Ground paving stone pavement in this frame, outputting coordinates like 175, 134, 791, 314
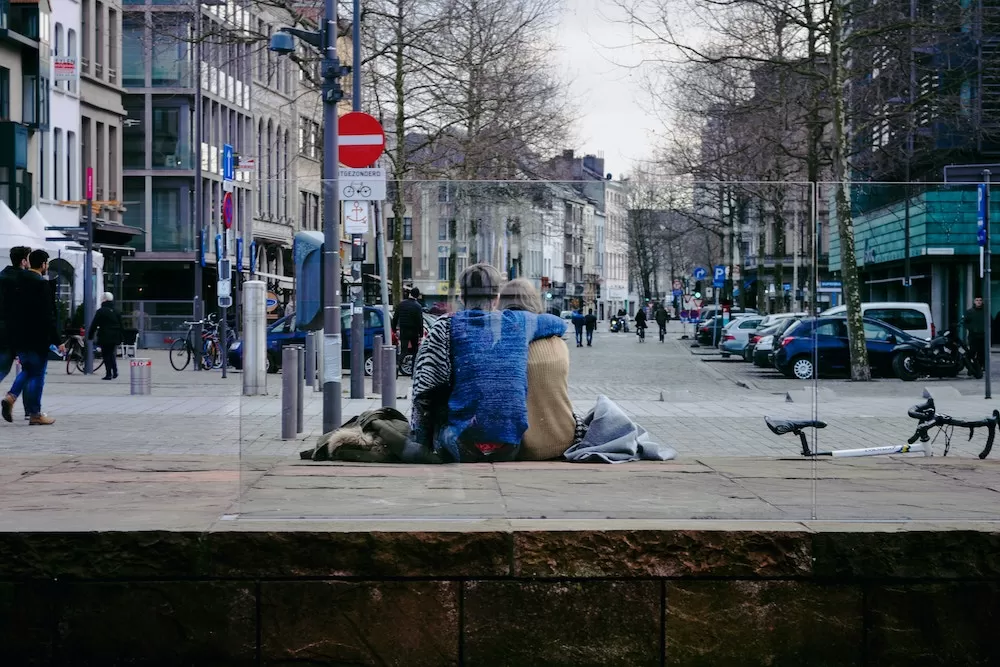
0, 325, 998, 460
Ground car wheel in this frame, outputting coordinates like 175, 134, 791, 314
364, 353, 373, 377
791, 356, 815, 380
892, 351, 920, 381
400, 353, 414, 376
721, 352, 730, 358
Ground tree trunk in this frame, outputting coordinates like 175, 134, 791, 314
830, 0, 870, 380
390, 4, 406, 306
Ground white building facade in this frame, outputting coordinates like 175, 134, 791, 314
39, 0, 81, 228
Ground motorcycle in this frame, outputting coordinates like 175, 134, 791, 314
609, 316, 622, 333
892, 329, 983, 381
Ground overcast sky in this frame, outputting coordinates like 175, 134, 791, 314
553, 0, 660, 179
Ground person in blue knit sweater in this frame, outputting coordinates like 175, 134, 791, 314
401, 263, 569, 463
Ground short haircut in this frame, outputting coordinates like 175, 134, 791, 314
409, 286, 421, 299
459, 263, 501, 311
499, 278, 542, 314
9, 246, 30, 266
101, 292, 115, 303
28, 249, 49, 270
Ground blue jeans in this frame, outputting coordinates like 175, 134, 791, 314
574, 328, 583, 346
0, 348, 27, 399
586, 329, 594, 345
17, 350, 48, 416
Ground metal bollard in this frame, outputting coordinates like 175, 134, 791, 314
129, 358, 152, 395
297, 346, 305, 434
372, 335, 382, 394
381, 345, 396, 408
305, 331, 316, 389
281, 347, 299, 440
242, 281, 267, 396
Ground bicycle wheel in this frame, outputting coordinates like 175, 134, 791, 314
169, 338, 191, 371
66, 344, 78, 374
201, 340, 219, 370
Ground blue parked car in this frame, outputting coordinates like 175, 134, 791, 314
773, 316, 914, 380
228, 306, 388, 374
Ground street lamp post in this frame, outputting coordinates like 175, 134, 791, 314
271, 4, 350, 433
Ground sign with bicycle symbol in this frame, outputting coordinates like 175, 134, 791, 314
338, 167, 386, 201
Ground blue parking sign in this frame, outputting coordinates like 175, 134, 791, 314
978, 183, 987, 247
713, 265, 726, 288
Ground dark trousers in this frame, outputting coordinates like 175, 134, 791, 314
101, 344, 119, 378
574, 327, 584, 346
400, 333, 421, 359
586, 329, 594, 345
969, 333, 986, 367
0, 348, 28, 398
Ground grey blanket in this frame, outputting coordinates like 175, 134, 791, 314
563, 395, 677, 463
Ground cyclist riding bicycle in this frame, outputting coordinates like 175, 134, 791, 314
634, 308, 648, 341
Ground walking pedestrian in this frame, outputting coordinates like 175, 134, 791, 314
88, 292, 124, 380
0, 246, 31, 423
584, 308, 597, 346
391, 286, 424, 364
571, 309, 586, 347
9, 250, 63, 425
654, 303, 668, 342
964, 296, 987, 368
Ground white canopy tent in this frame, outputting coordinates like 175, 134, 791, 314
0, 202, 104, 310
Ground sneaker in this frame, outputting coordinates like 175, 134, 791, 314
29, 414, 55, 426
1, 393, 12, 423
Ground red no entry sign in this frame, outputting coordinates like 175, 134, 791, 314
222, 192, 234, 229
338, 112, 385, 168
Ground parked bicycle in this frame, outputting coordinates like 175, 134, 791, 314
765, 390, 998, 459
169, 318, 218, 371
64, 327, 104, 375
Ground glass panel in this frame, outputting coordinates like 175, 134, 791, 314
151, 106, 193, 169
121, 17, 145, 87
150, 15, 191, 87
150, 185, 192, 251
237, 179, 819, 522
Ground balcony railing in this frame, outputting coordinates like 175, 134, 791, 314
108, 68, 117, 85
95, 62, 104, 78
81, 57, 90, 74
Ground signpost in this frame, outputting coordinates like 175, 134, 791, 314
712, 265, 725, 345
337, 112, 386, 399
944, 164, 997, 400
219, 144, 235, 378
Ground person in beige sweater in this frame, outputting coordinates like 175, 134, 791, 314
499, 279, 579, 460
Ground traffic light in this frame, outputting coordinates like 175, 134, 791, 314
694, 280, 703, 299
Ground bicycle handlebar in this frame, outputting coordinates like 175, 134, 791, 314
906, 397, 999, 459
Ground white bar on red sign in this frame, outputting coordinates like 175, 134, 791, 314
340, 134, 385, 146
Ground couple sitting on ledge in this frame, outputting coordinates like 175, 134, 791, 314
306, 262, 673, 464
399, 263, 583, 463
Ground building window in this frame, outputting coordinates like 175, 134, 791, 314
67, 131, 76, 200
299, 190, 307, 228
151, 186, 189, 251
438, 257, 449, 281
67, 29, 77, 92
152, 107, 182, 168
387, 216, 412, 241
108, 9, 118, 84
457, 256, 467, 274
122, 17, 143, 88
123, 103, 144, 168
0, 67, 9, 120
95, 2, 104, 75
81, 0, 90, 73
54, 128, 62, 199
438, 217, 450, 241
402, 257, 412, 280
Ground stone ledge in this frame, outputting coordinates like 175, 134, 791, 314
2, 529, 1000, 581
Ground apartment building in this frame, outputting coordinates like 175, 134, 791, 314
121, 0, 252, 313
0, 0, 50, 217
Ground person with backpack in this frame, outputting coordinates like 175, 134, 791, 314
634, 307, 648, 342
584, 308, 597, 347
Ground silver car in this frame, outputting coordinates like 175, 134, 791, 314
719, 316, 764, 357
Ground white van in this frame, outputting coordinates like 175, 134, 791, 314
820, 302, 935, 340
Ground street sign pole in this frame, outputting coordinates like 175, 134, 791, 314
984, 172, 992, 400
220, 145, 235, 379
83, 167, 94, 375
349, 10, 366, 400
